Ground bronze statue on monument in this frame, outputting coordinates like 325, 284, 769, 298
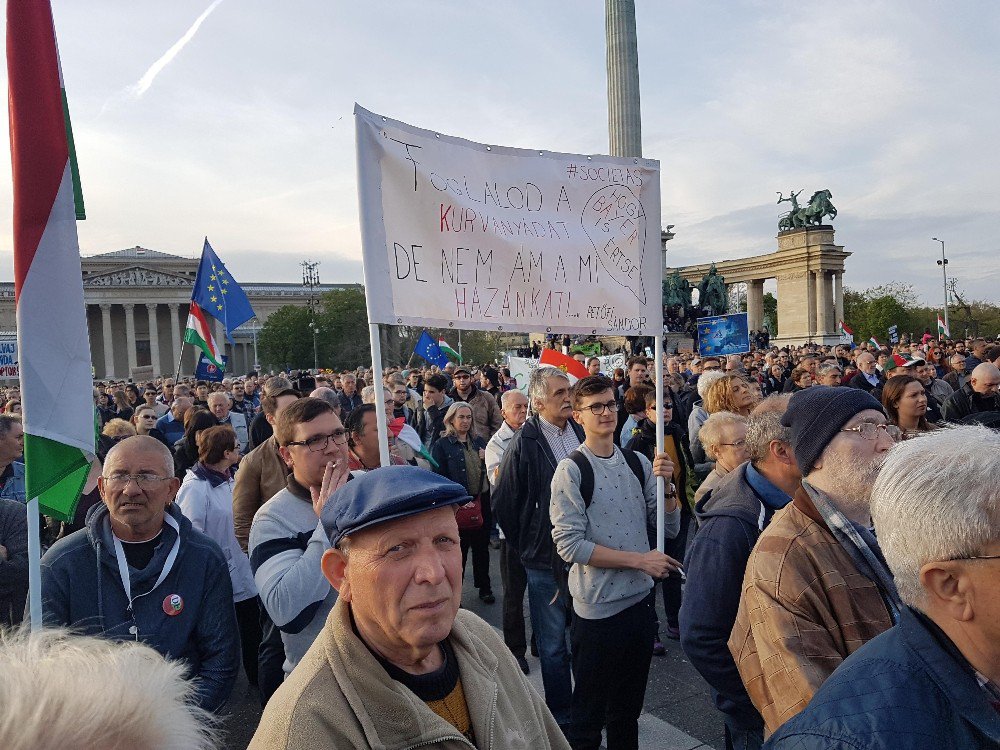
697, 264, 729, 317
777, 189, 837, 230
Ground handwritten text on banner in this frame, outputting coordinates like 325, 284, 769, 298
355, 106, 663, 335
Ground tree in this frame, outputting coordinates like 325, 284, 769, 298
317, 288, 371, 370
259, 305, 313, 370
763, 292, 778, 335
843, 283, 921, 343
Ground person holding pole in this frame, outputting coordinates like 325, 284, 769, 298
549, 375, 681, 750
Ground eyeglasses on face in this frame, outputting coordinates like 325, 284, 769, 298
285, 429, 349, 452
102, 473, 172, 490
718, 439, 747, 449
581, 400, 619, 416
840, 422, 902, 441
946, 554, 1000, 563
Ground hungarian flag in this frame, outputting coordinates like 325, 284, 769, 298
184, 301, 224, 368
539, 348, 589, 382
937, 314, 950, 339
839, 320, 853, 337
8, 0, 95, 520
437, 338, 462, 363
869, 336, 881, 349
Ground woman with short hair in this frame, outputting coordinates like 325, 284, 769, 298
176, 425, 261, 686
430, 402, 493, 604
693, 411, 750, 504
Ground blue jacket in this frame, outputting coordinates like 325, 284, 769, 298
431, 433, 487, 496
765, 606, 1000, 749
155, 411, 185, 445
679, 463, 789, 731
40, 502, 239, 712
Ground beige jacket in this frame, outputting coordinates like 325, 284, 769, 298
249, 598, 570, 750
232, 435, 289, 552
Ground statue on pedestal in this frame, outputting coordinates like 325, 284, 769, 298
777, 189, 837, 230
662, 270, 695, 333
698, 264, 728, 317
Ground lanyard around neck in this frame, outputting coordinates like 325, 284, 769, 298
112, 512, 181, 610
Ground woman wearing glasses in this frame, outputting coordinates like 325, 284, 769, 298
431, 402, 494, 605
130, 405, 170, 447
693, 411, 750, 505
176, 425, 261, 686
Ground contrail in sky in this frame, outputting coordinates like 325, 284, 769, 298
128, 0, 225, 97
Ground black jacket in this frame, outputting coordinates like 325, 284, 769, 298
493, 415, 585, 570
678, 463, 788, 731
941, 381, 1000, 423
624, 418, 692, 503
847, 371, 881, 393
0, 497, 28, 627
414, 397, 453, 451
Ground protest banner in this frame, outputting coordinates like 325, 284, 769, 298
697, 313, 751, 356
355, 105, 663, 337
506, 352, 625, 393
0, 338, 19, 379
195, 352, 228, 382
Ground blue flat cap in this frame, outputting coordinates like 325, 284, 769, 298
321, 466, 471, 548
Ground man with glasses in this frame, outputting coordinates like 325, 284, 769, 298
550, 376, 680, 749
448, 365, 502, 443
142, 387, 168, 417
40, 435, 239, 712
847, 351, 882, 393
766, 426, 1000, 749
249, 397, 350, 680
157, 378, 175, 407
730, 387, 901, 735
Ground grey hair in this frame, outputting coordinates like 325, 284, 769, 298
0, 414, 21, 439
816, 362, 843, 378
442, 401, 473, 437
500, 389, 527, 409
698, 411, 745, 461
527, 366, 569, 412
745, 398, 792, 465
104, 435, 175, 478
696, 369, 727, 399
206, 391, 231, 405
0, 627, 217, 750
309, 387, 341, 409
361, 385, 391, 405
871, 426, 1000, 608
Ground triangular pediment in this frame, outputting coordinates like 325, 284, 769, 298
84, 266, 193, 287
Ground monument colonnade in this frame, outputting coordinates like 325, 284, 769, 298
668, 227, 850, 346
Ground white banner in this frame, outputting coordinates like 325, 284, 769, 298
0, 338, 19, 379
355, 105, 663, 336
505, 352, 626, 393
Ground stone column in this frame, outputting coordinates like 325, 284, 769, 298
815, 271, 832, 338
100, 304, 114, 379
145, 304, 161, 376
168, 304, 181, 375
834, 271, 844, 328
606, 0, 642, 157
123, 303, 138, 374
746, 279, 765, 331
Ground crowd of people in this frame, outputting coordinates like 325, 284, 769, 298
0, 333, 998, 749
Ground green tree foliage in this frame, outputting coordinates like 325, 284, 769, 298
258, 305, 313, 369
763, 292, 778, 334
316, 288, 371, 369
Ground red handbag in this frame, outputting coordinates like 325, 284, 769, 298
455, 494, 484, 531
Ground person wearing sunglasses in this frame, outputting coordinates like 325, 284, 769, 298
249, 397, 351, 681
731, 387, 901, 735
766, 425, 1000, 749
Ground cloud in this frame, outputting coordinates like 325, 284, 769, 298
126, 0, 225, 99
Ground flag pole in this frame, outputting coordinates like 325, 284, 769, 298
26, 498, 42, 630
368, 323, 390, 467
654, 332, 665, 553
173, 338, 186, 382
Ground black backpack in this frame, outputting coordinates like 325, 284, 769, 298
567, 446, 646, 508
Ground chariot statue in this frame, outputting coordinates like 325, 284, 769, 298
777, 188, 837, 230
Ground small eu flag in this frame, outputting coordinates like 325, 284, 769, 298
190, 238, 256, 342
414, 330, 449, 368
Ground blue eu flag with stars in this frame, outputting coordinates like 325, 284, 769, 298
191, 238, 256, 342
414, 330, 449, 368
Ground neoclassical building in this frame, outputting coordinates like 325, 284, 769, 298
0, 246, 357, 380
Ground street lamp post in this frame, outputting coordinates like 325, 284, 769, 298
301, 260, 320, 371
931, 238, 949, 334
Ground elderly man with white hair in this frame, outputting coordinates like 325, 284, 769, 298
208, 390, 249, 452
765, 425, 1000, 748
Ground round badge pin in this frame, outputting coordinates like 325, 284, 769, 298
162, 594, 184, 616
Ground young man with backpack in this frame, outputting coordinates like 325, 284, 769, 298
549, 375, 682, 750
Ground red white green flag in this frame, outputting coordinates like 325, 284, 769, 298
937, 313, 950, 339
437, 338, 462, 363
184, 301, 224, 368
8, 0, 95, 521
539, 348, 589, 382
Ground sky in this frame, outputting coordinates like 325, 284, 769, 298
1, 0, 998, 306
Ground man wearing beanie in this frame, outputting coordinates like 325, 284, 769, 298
249, 465, 570, 750
728, 386, 903, 736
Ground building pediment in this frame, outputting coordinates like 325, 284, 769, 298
84, 266, 193, 287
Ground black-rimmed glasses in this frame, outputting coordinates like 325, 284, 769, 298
285, 429, 349, 452
581, 400, 619, 416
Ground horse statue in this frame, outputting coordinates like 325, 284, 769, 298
662, 270, 692, 313
697, 264, 728, 317
778, 188, 837, 230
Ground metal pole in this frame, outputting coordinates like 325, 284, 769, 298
932, 238, 949, 334
368, 323, 390, 467
26, 498, 42, 630
252, 319, 259, 371
654, 333, 665, 553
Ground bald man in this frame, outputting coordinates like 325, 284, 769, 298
941, 362, 1000, 423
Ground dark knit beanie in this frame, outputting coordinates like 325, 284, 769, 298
781, 386, 884, 475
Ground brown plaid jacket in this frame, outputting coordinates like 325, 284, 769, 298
728, 486, 894, 734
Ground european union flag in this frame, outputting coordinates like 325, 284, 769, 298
191, 238, 256, 342
414, 330, 449, 368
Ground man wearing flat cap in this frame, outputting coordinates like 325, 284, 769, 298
728, 387, 904, 735
249, 465, 571, 750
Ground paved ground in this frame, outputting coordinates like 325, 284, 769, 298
222, 547, 726, 749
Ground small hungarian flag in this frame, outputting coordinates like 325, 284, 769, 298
869, 336, 881, 349
9, 0, 95, 520
937, 314, 950, 339
184, 301, 224, 368
839, 320, 853, 337
539, 348, 589, 382
437, 338, 462, 363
